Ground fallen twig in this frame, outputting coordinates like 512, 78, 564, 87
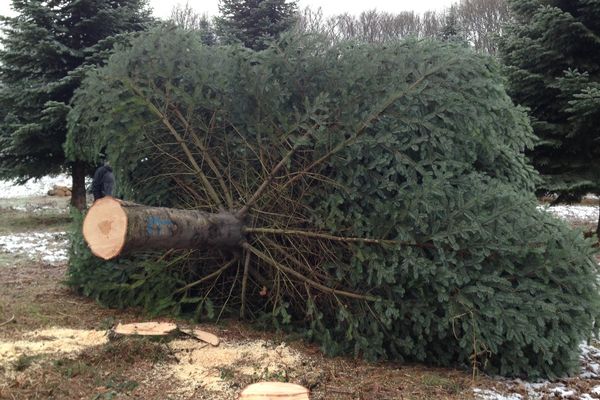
0, 315, 15, 327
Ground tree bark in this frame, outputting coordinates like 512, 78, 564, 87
597, 200, 600, 238
239, 382, 309, 400
83, 197, 244, 260
70, 160, 87, 211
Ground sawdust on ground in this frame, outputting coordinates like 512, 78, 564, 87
155, 338, 303, 397
0, 327, 108, 367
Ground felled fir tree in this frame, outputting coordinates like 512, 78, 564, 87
66, 28, 600, 379
0, 0, 152, 209
499, 0, 600, 233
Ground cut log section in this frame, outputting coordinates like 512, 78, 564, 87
110, 322, 220, 346
239, 382, 310, 399
83, 196, 244, 260
179, 328, 220, 346
113, 322, 178, 336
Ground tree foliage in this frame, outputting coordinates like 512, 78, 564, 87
67, 28, 599, 379
215, 0, 298, 50
0, 0, 152, 208
499, 0, 600, 223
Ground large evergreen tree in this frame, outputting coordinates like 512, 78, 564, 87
66, 28, 600, 378
215, 0, 297, 50
0, 0, 152, 209
439, 6, 463, 42
499, 0, 600, 233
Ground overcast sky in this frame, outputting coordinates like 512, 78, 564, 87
0, 0, 454, 19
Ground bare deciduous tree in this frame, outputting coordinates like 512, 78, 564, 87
170, 2, 217, 45
458, 0, 510, 54
295, 0, 510, 54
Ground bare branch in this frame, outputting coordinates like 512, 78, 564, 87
243, 243, 379, 302
124, 80, 224, 207
175, 257, 239, 293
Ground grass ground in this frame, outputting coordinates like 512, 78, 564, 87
0, 262, 479, 400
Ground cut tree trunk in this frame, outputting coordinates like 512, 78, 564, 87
113, 322, 178, 336
110, 322, 220, 345
71, 159, 87, 211
596, 201, 600, 237
83, 197, 244, 260
239, 382, 310, 400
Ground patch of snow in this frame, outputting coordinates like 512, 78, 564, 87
0, 174, 71, 198
539, 204, 599, 223
548, 386, 575, 398
0, 231, 69, 265
473, 388, 522, 400
580, 343, 600, 378
518, 381, 546, 399
476, 342, 600, 400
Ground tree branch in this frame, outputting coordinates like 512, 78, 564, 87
282, 72, 434, 190
243, 243, 378, 302
175, 257, 239, 294
171, 107, 235, 209
245, 227, 436, 248
240, 249, 251, 319
124, 80, 224, 207
236, 127, 314, 218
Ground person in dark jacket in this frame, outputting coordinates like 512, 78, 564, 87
91, 161, 115, 201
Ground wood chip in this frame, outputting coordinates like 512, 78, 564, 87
240, 382, 310, 399
113, 322, 178, 336
180, 328, 220, 346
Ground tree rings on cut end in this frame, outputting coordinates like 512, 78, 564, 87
112, 322, 178, 336
239, 382, 310, 399
83, 196, 127, 260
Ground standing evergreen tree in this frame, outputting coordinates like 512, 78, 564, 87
499, 0, 600, 234
215, 0, 298, 50
0, 0, 152, 210
439, 6, 464, 42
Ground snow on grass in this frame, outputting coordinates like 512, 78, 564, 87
581, 343, 600, 378
475, 342, 600, 400
4, 203, 69, 214
0, 174, 71, 198
473, 388, 522, 400
547, 386, 576, 398
539, 204, 599, 223
0, 231, 68, 265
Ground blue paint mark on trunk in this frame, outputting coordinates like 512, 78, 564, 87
146, 216, 174, 236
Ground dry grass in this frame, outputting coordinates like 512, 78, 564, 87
0, 253, 479, 400
0, 208, 71, 234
